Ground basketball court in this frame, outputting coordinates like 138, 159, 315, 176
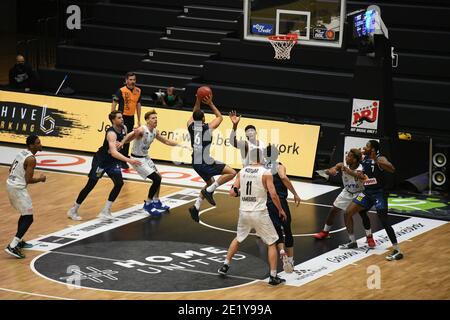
1, 146, 449, 300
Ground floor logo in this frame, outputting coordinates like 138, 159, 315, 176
33, 241, 268, 293
60, 266, 119, 284
388, 195, 448, 212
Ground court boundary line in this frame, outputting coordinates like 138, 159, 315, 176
0, 287, 74, 300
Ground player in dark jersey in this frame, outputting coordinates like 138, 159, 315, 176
264, 144, 301, 273
340, 140, 403, 261
187, 94, 236, 222
67, 111, 141, 221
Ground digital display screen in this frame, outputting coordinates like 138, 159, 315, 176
354, 10, 376, 37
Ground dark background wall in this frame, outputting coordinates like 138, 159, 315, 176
0, 0, 16, 32
5, 0, 449, 163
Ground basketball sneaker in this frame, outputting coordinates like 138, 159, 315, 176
268, 275, 286, 286
366, 235, 376, 248
339, 241, 358, 249
218, 264, 229, 275
153, 200, 170, 212
189, 206, 200, 222
143, 202, 163, 216
18, 241, 33, 249
201, 189, 216, 206
97, 208, 113, 219
386, 250, 404, 261
67, 206, 82, 221
313, 230, 330, 239
4, 245, 25, 259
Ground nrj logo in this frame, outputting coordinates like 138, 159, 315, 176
353, 101, 378, 126
350, 99, 379, 133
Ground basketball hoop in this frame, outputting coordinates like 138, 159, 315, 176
268, 33, 298, 60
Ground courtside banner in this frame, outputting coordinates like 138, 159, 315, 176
0, 91, 320, 177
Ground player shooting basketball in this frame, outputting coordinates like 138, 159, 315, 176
187, 89, 236, 222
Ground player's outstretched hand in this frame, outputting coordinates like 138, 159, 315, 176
229, 110, 241, 125
129, 159, 142, 167
39, 173, 47, 182
328, 167, 338, 176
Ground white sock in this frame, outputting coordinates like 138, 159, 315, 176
74, 202, 81, 210
224, 258, 230, 265
104, 200, 113, 211
206, 181, 219, 193
145, 199, 152, 205
393, 244, 400, 251
10, 237, 20, 248
349, 234, 356, 242
270, 270, 277, 277
288, 256, 294, 264
152, 198, 159, 203
365, 229, 372, 236
279, 249, 285, 255
194, 197, 203, 210
324, 224, 332, 232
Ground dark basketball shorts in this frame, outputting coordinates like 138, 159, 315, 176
352, 189, 388, 211
267, 197, 291, 227
192, 160, 226, 182
88, 155, 122, 180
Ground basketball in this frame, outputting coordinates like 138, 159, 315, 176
196, 86, 212, 99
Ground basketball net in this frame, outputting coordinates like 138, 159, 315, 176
268, 33, 298, 60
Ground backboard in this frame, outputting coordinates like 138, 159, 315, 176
244, 0, 346, 48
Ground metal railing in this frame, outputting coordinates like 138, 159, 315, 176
15, 0, 99, 70
16, 16, 57, 70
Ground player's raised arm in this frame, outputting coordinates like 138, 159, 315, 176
187, 95, 202, 127
326, 162, 343, 176
229, 110, 246, 149
204, 95, 223, 130
120, 126, 142, 148
156, 130, 187, 149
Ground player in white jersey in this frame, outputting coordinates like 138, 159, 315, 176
5, 135, 46, 259
218, 148, 288, 286
119, 109, 188, 215
313, 148, 375, 248
229, 110, 265, 167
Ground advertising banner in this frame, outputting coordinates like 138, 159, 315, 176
0, 90, 320, 177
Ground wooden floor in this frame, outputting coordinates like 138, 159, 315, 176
0, 166, 449, 300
